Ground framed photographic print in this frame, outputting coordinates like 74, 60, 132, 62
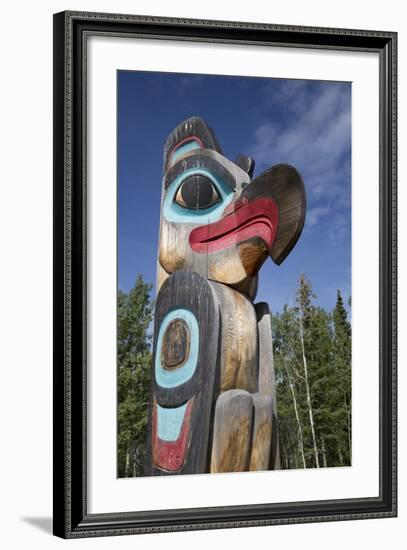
53, 11, 397, 538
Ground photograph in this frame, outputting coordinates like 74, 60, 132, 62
116, 70, 352, 478
51, 9, 396, 538
1, 0, 402, 546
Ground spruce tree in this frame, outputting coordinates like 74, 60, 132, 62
332, 290, 352, 464
273, 278, 352, 469
117, 275, 153, 477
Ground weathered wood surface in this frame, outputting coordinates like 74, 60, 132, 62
234, 154, 255, 178
212, 282, 258, 394
164, 150, 248, 192
156, 261, 169, 292
237, 237, 269, 277
249, 393, 273, 471
158, 117, 305, 291
230, 274, 258, 301
163, 116, 223, 173
158, 147, 252, 287
255, 302, 277, 399
159, 220, 202, 277
210, 389, 253, 473
145, 269, 220, 475
255, 302, 280, 470
146, 115, 307, 476
159, 219, 274, 287
241, 163, 306, 265
161, 319, 190, 369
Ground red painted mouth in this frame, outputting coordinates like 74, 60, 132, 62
152, 399, 193, 472
189, 197, 279, 254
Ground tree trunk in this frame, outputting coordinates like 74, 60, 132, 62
281, 439, 289, 469
338, 443, 343, 465
321, 437, 327, 468
284, 358, 306, 469
125, 450, 130, 477
299, 320, 320, 468
346, 394, 351, 461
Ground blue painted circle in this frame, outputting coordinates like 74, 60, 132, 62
155, 308, 199, 388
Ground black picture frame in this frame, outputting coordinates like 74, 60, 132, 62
53, 10, 397, 539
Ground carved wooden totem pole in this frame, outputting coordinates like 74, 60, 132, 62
145, 117, 306, 475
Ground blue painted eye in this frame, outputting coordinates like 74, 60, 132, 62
174, 174, 220, 210
163, 168, 234, 224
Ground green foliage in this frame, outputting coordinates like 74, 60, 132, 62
273, 276, 352, 469
116, 272, 351, 475
117, 275, 153, 478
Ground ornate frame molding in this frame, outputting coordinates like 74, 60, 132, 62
53, 11, 397, 538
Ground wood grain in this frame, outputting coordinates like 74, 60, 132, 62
241, 163, 306, 265
156, 261, 169, 292
163, 116, 223, 174
230, 274, 258, 301
249, 393, 273, 471
161, 319, 190, 369
212, 283, 258, 393
146, 270, 221, 475
255, 302, 276, 399
158, 142, 253, 288
237, 237, 269, 276
164, 149, 250, 191
150, 119, 301, 476
210, 389, 253, 473
255, 302, 280, 469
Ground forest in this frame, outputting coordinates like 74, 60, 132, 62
117, 274, 351, 477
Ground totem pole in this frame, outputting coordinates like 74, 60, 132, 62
145, 117, 306, 475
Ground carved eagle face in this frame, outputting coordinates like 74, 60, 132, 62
158, 117, 306, 295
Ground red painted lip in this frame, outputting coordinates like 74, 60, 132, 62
152, 399, 193, 472
189, 197, 279, 254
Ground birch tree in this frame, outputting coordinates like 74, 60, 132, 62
273, 308, 307, 469
273, 276, 352, 469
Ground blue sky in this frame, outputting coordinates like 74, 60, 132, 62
117, 70, 351, 314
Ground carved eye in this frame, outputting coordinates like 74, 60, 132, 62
174, 174, 221, 210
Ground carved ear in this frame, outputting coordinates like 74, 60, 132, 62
241, 164, 306, 265
234, 155, 255, 179
163, 116, 223, 173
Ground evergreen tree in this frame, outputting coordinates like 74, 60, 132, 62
273, 276, 352, 469
273, 307, 307, 469
117, 275, 153, 477
332, 290, 352, 464
116, 273, 352, 474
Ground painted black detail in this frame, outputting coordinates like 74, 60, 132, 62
163, 116, 223, 172
176, 174, 220, 210
164, 150, 237, 191
145, 270, 221, 476
235, 154, 255, 178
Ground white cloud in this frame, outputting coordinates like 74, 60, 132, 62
248, 81, 351, 239
250, 84, 350, 179
306, 206, 331, 227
